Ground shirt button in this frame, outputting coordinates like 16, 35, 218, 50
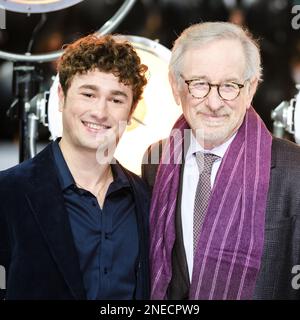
104, 267, 108, 274
105, 233, 109, 240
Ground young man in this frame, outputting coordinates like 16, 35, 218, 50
142, 22, 300, 299
0, 34, 149, 300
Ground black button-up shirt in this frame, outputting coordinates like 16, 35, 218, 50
52, 141, 139, 299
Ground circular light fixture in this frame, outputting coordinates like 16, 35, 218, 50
0, 0, 84, 14
0, 0, 137, 62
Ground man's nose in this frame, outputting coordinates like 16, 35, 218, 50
88, 98, 109, 121
94, 98, 108, 114
205, 86, 223, 111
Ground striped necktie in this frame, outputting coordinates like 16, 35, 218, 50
193, 152, 220, 252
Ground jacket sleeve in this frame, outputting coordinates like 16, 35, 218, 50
0, 174, 11, 300
0, 201, 10, 300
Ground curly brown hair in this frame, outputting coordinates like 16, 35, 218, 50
57, 34, 148, 110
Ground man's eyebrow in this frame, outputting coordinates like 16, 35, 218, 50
223, 77, 241, 83
78, 85, 128, 98
78, 84, 98, 91
187, 76, 242, 82
187, 75, 207, 80
110, 90, 129, 98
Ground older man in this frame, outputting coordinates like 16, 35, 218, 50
142, 22, 300, 300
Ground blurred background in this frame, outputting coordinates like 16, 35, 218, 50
0, 0, 300, 170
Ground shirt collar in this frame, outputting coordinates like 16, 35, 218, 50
110, 162, 131, 189
52, 139, 130, 191
52, 139, 75, 190
186, 130, 237, 161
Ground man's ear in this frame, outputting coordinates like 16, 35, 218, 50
58, 83, 65, 112
168, 71, 181, 105
246, 77, 259, 109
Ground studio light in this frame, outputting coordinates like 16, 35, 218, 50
271, 85, 300, 145
0, 0, 137, 163
0, 0, 84, 14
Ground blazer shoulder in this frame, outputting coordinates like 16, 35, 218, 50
118, 163, 150, 197
142, 139, 167, 164
0, 158, 34, 187
0, 143, 53, 189
141, 139, 167, 190
272, 137, 300, 168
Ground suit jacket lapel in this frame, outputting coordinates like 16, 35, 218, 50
25, 144, 86, 300
175, 163, 190, 285
169, 132, 191, 297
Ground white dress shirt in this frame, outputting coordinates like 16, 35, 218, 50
181, 132, 236, 280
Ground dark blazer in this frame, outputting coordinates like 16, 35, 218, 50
0, 143, 150, 300
142, 137, 300, 299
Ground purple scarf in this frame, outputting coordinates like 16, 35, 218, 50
150, 107, 272, 300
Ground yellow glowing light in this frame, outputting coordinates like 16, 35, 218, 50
127, 99, 147, 132
114, 44, 182, 175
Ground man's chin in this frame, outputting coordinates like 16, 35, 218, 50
201, 125, 230, 141
76, 138, 106, 152
95, 142, 117, 165
193, 123, 225, 137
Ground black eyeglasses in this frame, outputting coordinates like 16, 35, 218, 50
183, 78, 246, 101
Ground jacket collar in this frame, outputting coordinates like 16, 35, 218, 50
25, 143, 86, 300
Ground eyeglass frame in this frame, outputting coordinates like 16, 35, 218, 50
182, 76, 248, 101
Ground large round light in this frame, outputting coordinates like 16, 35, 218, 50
0, 0, 84, 14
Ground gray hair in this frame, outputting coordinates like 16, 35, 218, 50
169, 22, 262, 84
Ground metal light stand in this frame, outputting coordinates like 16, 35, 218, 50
9, 62, 43, 162
0, 0, 137, 163
271, 84, 300, 144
